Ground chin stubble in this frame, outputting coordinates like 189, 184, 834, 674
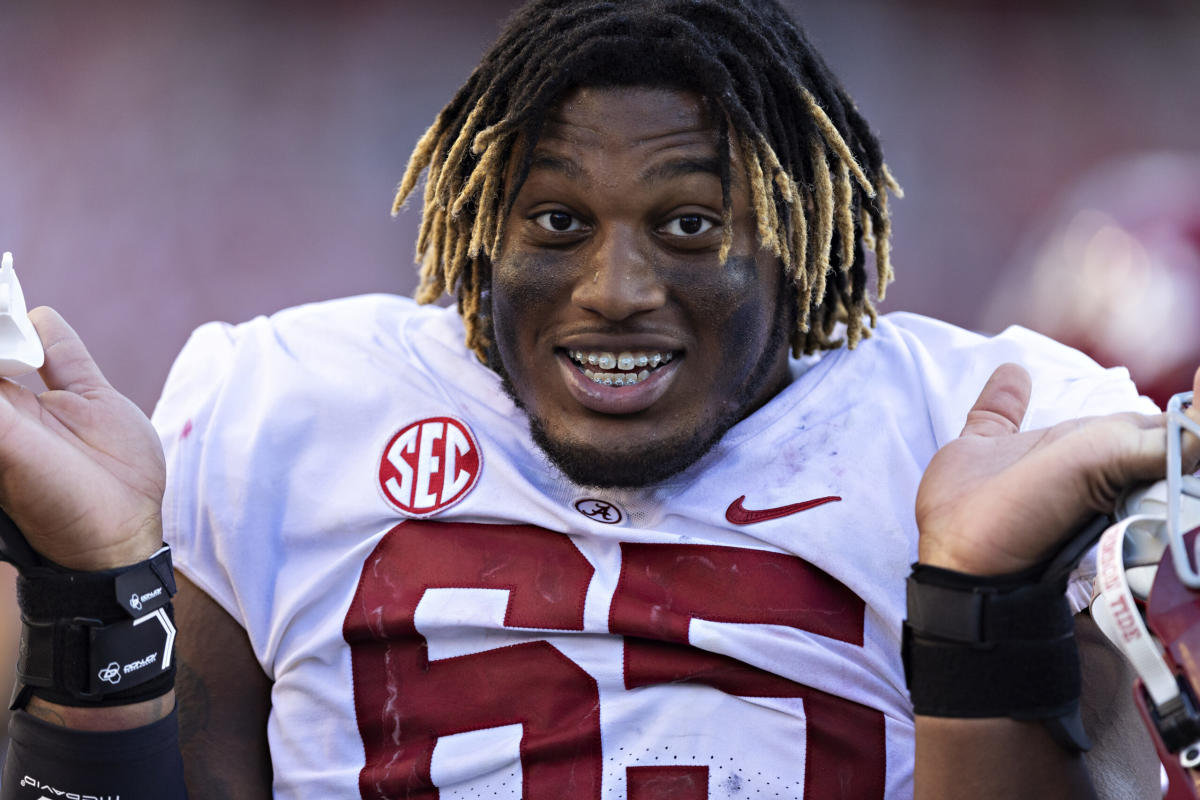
483, 282, 793, 489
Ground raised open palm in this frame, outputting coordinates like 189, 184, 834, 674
916, 362, 1190, 575
0, 307, 165, 570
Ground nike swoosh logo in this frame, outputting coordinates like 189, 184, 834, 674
725, 494, 841, 525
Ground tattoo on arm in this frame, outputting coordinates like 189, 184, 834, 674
175, 659, 243, 800
175, 659, 210, 749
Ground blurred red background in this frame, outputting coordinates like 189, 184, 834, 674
1, 0, 1198, 410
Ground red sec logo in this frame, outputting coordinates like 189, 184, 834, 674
379, 417, 482, 516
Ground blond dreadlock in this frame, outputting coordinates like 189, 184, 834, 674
392, 0, 901, 362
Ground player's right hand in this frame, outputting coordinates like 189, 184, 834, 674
0, 306, 165, 571
915, 362, 1199, 577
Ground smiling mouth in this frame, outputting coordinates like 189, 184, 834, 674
564, 349, 677, 386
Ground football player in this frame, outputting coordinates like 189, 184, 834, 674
0, 1, 1188, 798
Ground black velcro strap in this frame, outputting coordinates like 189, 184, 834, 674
17, 547, 176, 621
903, 564, 1078, 715
904, 626, 1080, 717
15, 605, 177, 706
902, 513, 1112, 753
904, 567, 1072, 645
12, 547, 178, 708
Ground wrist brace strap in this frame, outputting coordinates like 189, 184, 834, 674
14, 548, 178, 707
902, 513, 1112, 752
1, 706, 186, 800
0, 509, 177, 707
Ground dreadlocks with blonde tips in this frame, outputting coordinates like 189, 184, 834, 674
393, 0, 901, 360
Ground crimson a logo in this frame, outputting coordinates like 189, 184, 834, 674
574, 498, 623, 524
379, 417, 482, 517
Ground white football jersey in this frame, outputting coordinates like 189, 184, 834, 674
152, 296, 1156, 799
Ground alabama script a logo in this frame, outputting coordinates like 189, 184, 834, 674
379, 417, 482, 517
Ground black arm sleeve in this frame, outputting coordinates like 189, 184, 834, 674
2, 707, 186, 799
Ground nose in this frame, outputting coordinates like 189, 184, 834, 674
570, 225, 667, 321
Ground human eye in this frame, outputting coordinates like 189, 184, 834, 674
659, 214, 717, 238
532, 210, 586, 233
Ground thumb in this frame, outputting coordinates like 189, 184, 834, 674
1179, 365, 1200, 472
959, 363, 1032, 439
29, 306, 113, 394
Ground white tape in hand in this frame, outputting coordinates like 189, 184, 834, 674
0, 252, 44, 377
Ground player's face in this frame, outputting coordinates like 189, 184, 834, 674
488, 86, 793, 487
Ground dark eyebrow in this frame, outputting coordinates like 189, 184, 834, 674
528, 153, 581, 179
640, 157, 722, 184
525, 153, 728, 185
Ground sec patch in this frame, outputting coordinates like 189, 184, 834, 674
379, 417, 482, 516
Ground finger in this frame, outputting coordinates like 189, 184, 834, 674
28, 306, 112, 394
959, 362, 1032, 439
1182, 365, 1200, 471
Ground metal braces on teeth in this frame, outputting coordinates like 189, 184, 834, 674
569, 349, 673, 370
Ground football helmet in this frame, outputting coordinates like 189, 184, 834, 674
1093, 391, 1200, 799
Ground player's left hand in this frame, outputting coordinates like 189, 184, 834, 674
915, 362, 1200, 575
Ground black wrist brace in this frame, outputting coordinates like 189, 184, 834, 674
0, 509, 177, 708
902, 513, 1112, 753
2, 706, 187, 800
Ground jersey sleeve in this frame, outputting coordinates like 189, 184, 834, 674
149, 295, 438, 677
151, 319, 263, 664
883, 312, 1161, 612
884, 312, 1159, 447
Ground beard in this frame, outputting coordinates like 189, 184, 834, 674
482, 290, 794, 489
